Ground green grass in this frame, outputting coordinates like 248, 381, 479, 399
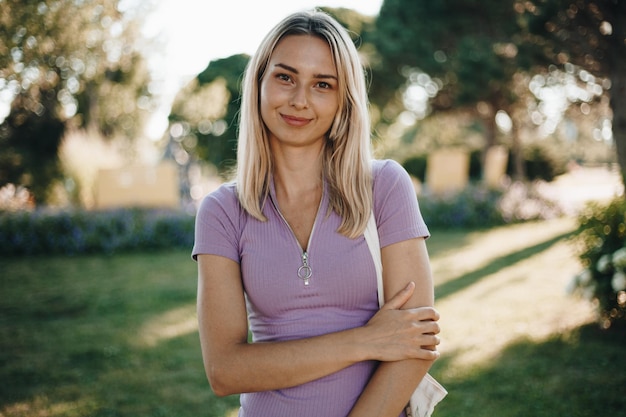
0, 252, 239, 417
1, 218, 625, 416
427, 218, 626, 416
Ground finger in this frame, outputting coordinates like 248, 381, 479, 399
421, 321, 441, 336
422, 334, 441, 347
417, 349, 440, 361
380, 281, 415, 311
429, 350, 441, 360
406, 306, 440, 322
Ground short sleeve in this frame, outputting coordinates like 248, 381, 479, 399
372, 159, 430, 248
191, 182, 243, 262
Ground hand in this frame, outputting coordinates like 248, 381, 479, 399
364, 282, 441, 362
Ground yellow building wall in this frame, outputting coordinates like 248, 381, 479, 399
94, 162, 180, 209
426, 149, 470, 194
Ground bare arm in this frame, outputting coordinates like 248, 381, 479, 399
348, 237, 440, 417
196, 253, 437, 397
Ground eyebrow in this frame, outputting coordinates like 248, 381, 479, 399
275, 63, 338, 80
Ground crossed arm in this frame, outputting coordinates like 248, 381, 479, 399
348, 237, 438, 417
196, 237, 439, 416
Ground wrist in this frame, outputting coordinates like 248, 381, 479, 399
348, 325, 376, 362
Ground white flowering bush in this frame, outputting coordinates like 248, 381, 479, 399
0, 184, 34, 211
570, 197, 626, 328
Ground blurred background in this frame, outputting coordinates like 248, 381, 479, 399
1, 0, 624, 211
1, 0, 625, 416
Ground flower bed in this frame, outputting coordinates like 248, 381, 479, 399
0, 208, 195, 256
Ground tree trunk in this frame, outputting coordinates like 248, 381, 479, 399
611, 56, 626, 189
509, 120, 525, 181
477, 106, 498, 181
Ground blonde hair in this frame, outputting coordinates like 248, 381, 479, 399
236, 9, 372, 238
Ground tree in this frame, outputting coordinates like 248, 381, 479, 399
372, 0, 534, 178
167, 54, 249, 176
519, 0, 626, 186
0, 0, 154, 204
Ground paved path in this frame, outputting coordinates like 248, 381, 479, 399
542, 165, 624, 214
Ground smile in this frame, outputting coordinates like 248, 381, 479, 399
281, 114, 312, 127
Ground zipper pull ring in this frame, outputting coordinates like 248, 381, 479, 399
297, 251, 312, 286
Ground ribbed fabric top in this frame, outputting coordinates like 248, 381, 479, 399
192, 159, 430, 417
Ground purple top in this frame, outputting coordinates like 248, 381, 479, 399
193, 159, 429, 417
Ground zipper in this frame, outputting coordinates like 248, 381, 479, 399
297, 251, 312, 286
270, 192, 321, 287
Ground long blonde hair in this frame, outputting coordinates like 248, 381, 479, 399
236, 9, 372, 238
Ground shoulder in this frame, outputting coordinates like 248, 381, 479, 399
196, 182, 243, 223
372, 158, 411, 187
199, 181, 238, 207
193, 182, 245, 261
371, 158, 418, 216
371, 158, 416, 211
370, 159, 429, 244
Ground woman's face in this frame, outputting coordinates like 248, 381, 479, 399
260, 34, 339, 150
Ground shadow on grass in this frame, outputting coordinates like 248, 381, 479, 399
434, 229, 576, 301
430, 322, 626, 417
0, 321, 240, 417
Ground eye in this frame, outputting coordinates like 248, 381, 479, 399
276, 73, 292, 83
316, 81, 332, 89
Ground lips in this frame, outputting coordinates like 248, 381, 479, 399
281, 114, 312, 127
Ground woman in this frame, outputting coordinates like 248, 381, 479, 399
193, 9, 440, 417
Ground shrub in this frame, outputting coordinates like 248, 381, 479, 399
402, 155, 427, 183
0, 182, 564, 257
418, 185, 505, 229
0, 208, 195, 257
497, 180, 564, 222
507, 142, 568, 182
569, 196, 626, 328
418, 181, 563, 230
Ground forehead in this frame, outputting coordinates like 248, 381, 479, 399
269, 34, 336, 72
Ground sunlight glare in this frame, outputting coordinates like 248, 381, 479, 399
138, 304, 198, 347
495, 110, 512, 133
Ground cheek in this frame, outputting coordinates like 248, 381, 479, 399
260, 79, 282, 104
322, 99, 340, 121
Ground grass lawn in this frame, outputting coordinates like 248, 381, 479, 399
1, 217, 624, 416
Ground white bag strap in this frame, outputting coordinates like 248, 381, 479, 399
364, 211, 384, 307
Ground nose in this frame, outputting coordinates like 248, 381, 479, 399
289, 84, 309, 109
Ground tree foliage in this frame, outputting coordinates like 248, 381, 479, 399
372, 1, 528, 118
167, 54, 249, 176
168, 2, 623, 189
519, 0, 626, 186
370, 0, 539, 180
0, 0, 154, 204
369, 0, 624, 183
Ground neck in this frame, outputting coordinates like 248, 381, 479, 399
272, 144, 325, 199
